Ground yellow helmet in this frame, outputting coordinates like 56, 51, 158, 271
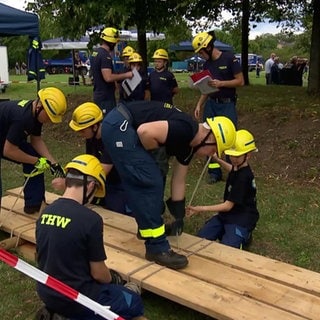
38, 87, 67, 123
122, 45, 135, 57
69, 102, 103, 132
206, 116, 236, 157
152, 48, 169, 60
192, 32, 213, 53
100, 27, 120, 43
128, 52, 143, 63
225, 129, 257, 156
65, 154, 106, 197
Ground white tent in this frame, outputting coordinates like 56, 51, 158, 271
42, 31, 165, 51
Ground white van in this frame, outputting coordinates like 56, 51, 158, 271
0, 46, 10, 93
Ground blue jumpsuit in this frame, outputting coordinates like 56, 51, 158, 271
101, 101, 198, 254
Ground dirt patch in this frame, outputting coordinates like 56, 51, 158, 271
238, 108, 320, 186
63, 93, 320, 188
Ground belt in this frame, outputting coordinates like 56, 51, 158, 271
117, 103, 132, 122
209, 97, 235, 103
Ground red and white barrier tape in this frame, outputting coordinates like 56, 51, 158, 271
0, 248, 124, 320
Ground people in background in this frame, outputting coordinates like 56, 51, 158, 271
120, 52, 148, 102
147, 48, 179, 104
91, 27, 133, 115
73, 50, 86, 85
271, 56, 281, 85
15, 62, 20, 75
192, 30, 244, 184
264, 53, 276, 85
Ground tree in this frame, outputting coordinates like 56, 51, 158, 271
307, 0, 320, 94
27, 0, 191, 73
183, 0, 308, 85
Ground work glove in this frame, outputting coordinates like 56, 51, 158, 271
109, 269, 124, 285
165, 198, 186, 236
50, 163, 66, 178
34, 157, 51, 173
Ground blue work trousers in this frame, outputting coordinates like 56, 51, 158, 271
203, 99, 238, 178
70, 284, 144, 320
0, 141, 45, 208
101, 107, 170, 254
197, 215, 251, 249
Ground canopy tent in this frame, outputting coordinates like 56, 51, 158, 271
0, 3, 39, 37
0, 3, 45, 90
169, 40, 234, 52
42, 31, 166, 51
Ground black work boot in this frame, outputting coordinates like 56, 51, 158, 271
145, 250, 188, 269
24, 204, 42, 214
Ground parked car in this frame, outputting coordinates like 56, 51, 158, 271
43, 51, 89, 75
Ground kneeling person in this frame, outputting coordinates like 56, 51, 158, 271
36, 154, 145, 320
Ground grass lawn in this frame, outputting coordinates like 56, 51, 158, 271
0, 72, 319, 319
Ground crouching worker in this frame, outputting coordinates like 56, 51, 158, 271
36, 154, 146, 320
186, 129, 259, 249
101, 98, 236, 269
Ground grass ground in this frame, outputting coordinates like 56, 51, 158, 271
0, 71, 319, 319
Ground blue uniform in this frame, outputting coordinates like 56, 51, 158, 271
91, 47, 116, 114
119, 70, 147, 102
203, 52, 242, 181
0, 99, 45, 209
85, 137, 132, 216
198, 165, 259, 248
147, 69, 178, 104
101, 101, 198, 254
36, 198, 144, 319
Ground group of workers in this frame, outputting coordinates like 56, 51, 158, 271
0, 27, 260, 320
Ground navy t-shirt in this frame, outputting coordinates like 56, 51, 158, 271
124, 100, 199, 165
147, 69, 178, 104
0, 100, 41, 156
204, 52, 242, 99
91, 47, 116, 103
36, 198, 107, 317
218, 165, 259, 230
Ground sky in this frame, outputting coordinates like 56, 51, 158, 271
0, 0, 283, 40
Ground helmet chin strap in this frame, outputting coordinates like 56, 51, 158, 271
234, 154, 247, 170
81, 175, 97, 205
91, 124, 99, 139
34, 99, 43, 119
204, 43, 214, 61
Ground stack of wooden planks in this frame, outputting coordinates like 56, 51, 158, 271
1, 187, 320, 320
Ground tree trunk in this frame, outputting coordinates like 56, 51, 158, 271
135, 0, 148, 75
307, 0, 320, 95
241, 0, 250, 85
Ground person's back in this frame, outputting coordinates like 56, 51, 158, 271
36, 197, 104, 317
36, 154, 146, 320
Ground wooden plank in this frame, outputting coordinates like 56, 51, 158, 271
0, 204, 318, 320
3, 192, 320, 298
0, 236, 25, 250
102, 223, 320, 320
2, 189, 320, 320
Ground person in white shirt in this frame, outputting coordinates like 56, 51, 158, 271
264, 53, 276, 85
